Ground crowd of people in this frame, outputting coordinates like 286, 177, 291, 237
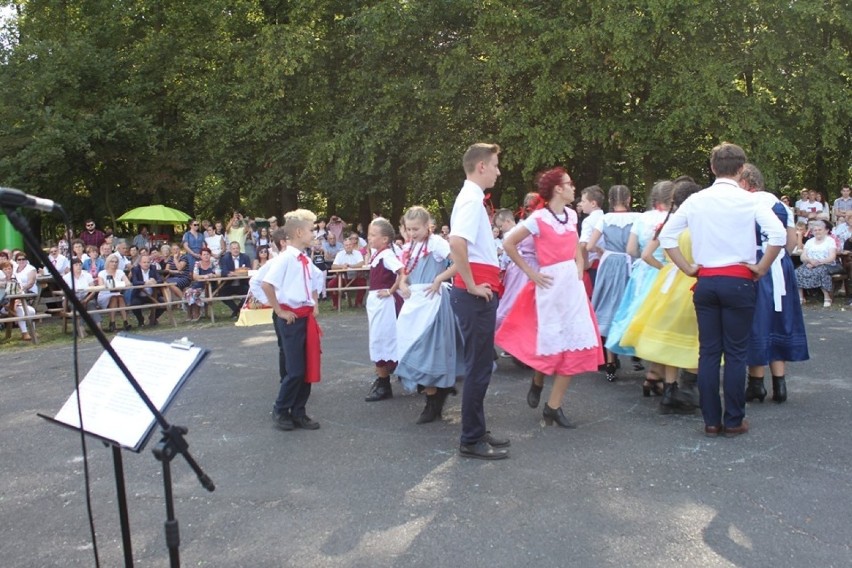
260, 142, 848, 462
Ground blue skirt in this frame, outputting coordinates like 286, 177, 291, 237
606, 261, 661, 356
591, 254, 631, 337
747, 254, 809, 365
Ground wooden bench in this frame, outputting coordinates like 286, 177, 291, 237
1, 313, 51, 344
326, 268, 370, 311
51, 284, 184, 336
203, 274, 251, 323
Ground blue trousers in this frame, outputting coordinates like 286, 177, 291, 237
272, 313, 312, 418
451, 287, 499, 445
693, 276, 756, 429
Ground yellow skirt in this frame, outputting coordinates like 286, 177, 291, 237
620, 264, 699, 369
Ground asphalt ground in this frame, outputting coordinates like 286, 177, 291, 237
1, 305, 850, 567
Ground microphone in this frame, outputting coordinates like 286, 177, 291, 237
0, 187, 60, 213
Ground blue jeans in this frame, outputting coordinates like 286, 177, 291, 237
272, 313, 312, 417
693, 276, 756, 429
451, 287, 499, 445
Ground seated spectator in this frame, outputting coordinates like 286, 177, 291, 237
45, 245, 71, 276
163, 243, 191, 302
129, 254, 166, 327
253, 245, 271, 270
111, 239, 131, 273
832, 212, 850, 248
12, 252, 38, 294
322, 232, 343, 263
329, 235, 366, 309
1, 259, 36, 341
63, 258, 101, 327
70, 239, 88, 262
97, 255, 132, 332
218, 241, 250, 318
795, 219, 836, 307
132, 226, 151, 251
82, 245, 104, 279
185, 248, 216, 322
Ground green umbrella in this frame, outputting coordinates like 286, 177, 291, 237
117, 205, 192, 224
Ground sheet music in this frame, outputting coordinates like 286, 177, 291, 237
53, 335, 205, 450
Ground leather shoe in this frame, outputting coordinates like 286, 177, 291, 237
724, 420, 749, 438
704, 424, 723, 438
273, 411, 295, 431
292, 415, 320, 430
483, 431, 510, 448
459, 440, 508, 460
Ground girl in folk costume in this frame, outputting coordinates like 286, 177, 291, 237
395, 206, 462, 424
495, 194, 540, 330
739, 164, 809, 404
496, 167, 603, 428
585, 185, 639, 382
364, 218, 405, 402
620, 180, 703, 414
605, 180, 675, 395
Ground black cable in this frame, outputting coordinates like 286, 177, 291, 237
60, 210, 101, 567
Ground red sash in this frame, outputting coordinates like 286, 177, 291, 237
453, 262, 503, 297
697, 265, 753, 280
280, 304, 323, 383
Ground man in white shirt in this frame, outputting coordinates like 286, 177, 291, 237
449, 142, 509, 461
45, 246, 70, 276
832, 185, 852, 223
660, 143, 786, 439
329, 235, 366, 308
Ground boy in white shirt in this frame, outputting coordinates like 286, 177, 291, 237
578, 185, 606, 293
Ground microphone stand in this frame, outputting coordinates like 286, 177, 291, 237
3, 206, 215, 568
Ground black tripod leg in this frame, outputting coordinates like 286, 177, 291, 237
112, 445, 134, 567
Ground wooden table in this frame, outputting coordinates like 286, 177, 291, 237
326, 267, 370, 312
203, 273, 252, 323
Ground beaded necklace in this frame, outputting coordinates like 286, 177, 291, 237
546, 205, 570, 225
402, 238, 429, 275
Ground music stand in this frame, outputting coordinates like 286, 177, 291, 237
2, 205, 215, 568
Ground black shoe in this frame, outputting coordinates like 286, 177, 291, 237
660, 382, 695, 414
605, 363, 617, 382
273, 411, 295, 431
231, 311, 240, 319
677, 371, 699, 408
459, 440, 508, 460
527, 378, 543, 408
148, 318, 159, 327
745, 376, 767, 403
123, 321, 132, 332
632, 357, 645, 372
483, 431, 511, 447
108, 322, 116, 332
416, 394, 440, 424
292, 415, 320, 430
542, 404, 575, 428
771, 375, 787, 403
365, 377, 393, 402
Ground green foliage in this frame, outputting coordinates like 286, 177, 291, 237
0, 0, 849, 242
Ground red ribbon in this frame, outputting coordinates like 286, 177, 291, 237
280, 304, 323, 383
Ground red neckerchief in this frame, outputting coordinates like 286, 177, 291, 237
297, 252, 311, 299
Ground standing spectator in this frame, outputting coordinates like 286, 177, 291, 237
79, 219, 106, 248
449, 142, 509, 460
182, 220, 205, 271
813, 191, 830, 220
659, 143, 785, 438
314, 218, 327, 240
326, 215, 346, 241
204, 224, 226, 261
226, 212, 249, 253
132, 226, 151, 251
267, 217, 280, 254
832, 185, 852, 223
321, 232, 343, 263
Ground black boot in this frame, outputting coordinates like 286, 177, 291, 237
527, 378, 543, 408
416, 393, 440, 424
365, 377, 393, 402
660, 382, 692, 414
542, 403, 575, 428
771, 375, 787, 403
676, 371, 699, 409
745, 375, 767, 402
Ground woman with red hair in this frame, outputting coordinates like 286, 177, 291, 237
496, 167, 604, 428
